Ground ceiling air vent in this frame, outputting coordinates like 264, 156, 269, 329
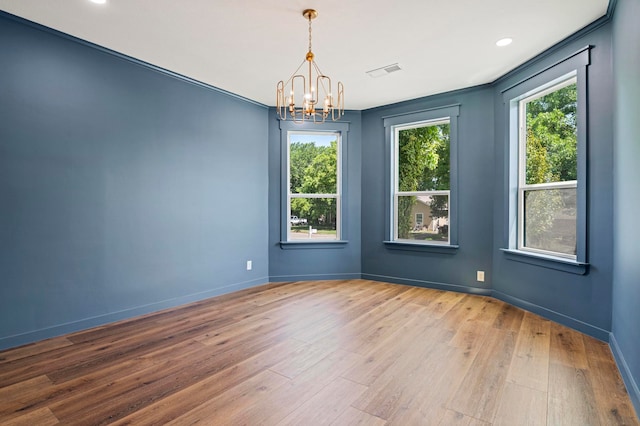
366, 63, 402, 78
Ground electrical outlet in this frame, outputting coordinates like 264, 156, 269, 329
246, 260, 252, 271
476, 270, 485, 282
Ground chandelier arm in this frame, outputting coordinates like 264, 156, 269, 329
283, 59, 308, 87
311, 61, 331, 95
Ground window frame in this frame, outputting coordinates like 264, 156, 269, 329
383, 104, 460, 251
517, 75, 578, 259
501, 46, 591, 273
279, 120, 350, 248
287, 130, 341, 242
393, 118, 451, 244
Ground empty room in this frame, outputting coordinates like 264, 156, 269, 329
0, 0, 638, 424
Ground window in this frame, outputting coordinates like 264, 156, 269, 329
384, 105, 459, 249
502, 46, 590, 271
287, 131, 341, 241
518, 77, 577, 258
394, 120, 450, 243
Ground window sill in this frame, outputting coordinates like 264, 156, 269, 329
500, 248, 588, 275
383, 241, 459, 254
280, 240, 348, 250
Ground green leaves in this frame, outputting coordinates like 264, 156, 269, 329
289, 140, 338, 227
300, 141, 337, 194
398, 124, 449, 192
525, 84, 577, 185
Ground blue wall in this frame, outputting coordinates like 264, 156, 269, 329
267, 109, 362, 281
491, 24, 614, 340
361, 88, 495, 294
0, 14, 269, 350
360, 23, 615, 341
612, 0, 640, 412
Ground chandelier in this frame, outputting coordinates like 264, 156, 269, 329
276, 9, 344, 123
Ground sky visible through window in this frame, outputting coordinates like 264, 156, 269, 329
290, 133, 335, 147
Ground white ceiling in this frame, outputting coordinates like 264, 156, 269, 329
0, 0, 609, 110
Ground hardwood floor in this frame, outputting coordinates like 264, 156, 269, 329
0, 279, 637, 425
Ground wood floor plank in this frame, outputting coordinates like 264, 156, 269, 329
222, 349, 364, 425
547, 362, 601, 425
491, 302, 525, 332
110, 338, 306, 426
347, 302, 427, 355
269, 341, 337, 379
292, 284, 412, 343
0, 375, 52, 411
2, 407, 59, 426
549, 321, 589, 368
49, 319, 300, 424
0, 279, 637, 425
424, 290, 468, 318
0, 337, 73, 363
493, 382, 547, 425
277, 376, 368, 425
584, 338, 640, 425
506, 311, 551, 392
342, 311, 444, 386
0, 342, 171, 418
448, 321, 491, 355
438, 410, 491, 425
383, 340, 481, 425
330, 406, 387, 426
165, 369, 290, 425
471, 297, 505, 327
396, 286, 445, 307
352, 327, 462, 420
438, 294, 487, 330
447, 329, 517, 422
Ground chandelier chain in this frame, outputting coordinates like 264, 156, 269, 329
308, 15, 312, 53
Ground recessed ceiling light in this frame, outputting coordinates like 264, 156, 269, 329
90, 0, 107, 4
496, 38, 513, 47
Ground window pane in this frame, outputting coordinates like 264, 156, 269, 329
524, 188, 576, 255
524, 82, 577, 185
289, 198, 337, 240
289, 133, 338, 194
396, 194, 449, 242
398, 123, 450, 192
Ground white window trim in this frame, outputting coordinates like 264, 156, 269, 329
383, 104, 460, 250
